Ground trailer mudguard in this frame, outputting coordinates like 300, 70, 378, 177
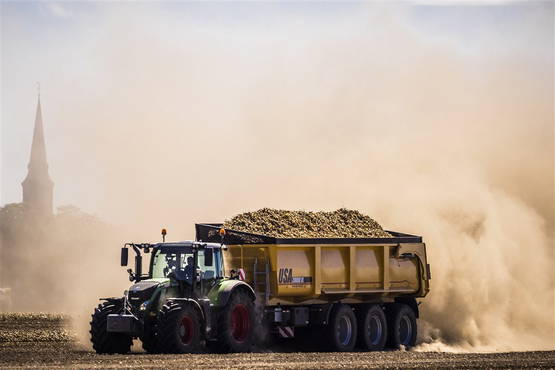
209, 280, 256, 307
394, 297, 419, 318
308, 303, 334, 326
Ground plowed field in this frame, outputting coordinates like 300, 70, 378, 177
1, 314, 553, 369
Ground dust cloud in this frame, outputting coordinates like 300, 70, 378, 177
2, 3, 553, 351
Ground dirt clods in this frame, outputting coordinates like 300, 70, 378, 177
0, 313, 74, 343
223, 208, 392, 238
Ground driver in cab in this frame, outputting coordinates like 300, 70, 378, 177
183, 256, 194, 283
168, 255, 194, 284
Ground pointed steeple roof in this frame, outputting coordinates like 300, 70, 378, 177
22, 93, 54, 214
27, 96, 49, 173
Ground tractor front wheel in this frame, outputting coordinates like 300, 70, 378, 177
140, 320, 158, 353
155, 301, 202, 353
90, 302, 132, 354
216, 290, 255, 353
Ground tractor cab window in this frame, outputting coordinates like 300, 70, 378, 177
151, 249, 194, 280
197, 249, 223, 280
151, 247, 223, 280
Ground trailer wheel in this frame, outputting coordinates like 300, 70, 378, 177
325, 304, 357, 352
89, 302, 132, 354
386, 303, 417, 349
156, 302, 201, 353
357, 304, 387, 351
216, 290, 254, 353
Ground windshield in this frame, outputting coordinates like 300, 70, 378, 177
151, 248, 222, 280
151, 249, 193, 279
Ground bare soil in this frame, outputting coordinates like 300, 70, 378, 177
1, 342, 554, 369
1, 313, 554, 369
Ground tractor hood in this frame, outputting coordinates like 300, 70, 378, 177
127, 278, 168, 305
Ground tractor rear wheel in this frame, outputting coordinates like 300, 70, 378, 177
90, 302, 132, 354
357, 304, 387, 351
386, 303, 417, 349
155, 301, 202, 353
216, 290, 255, 353
324, 304, 357, 352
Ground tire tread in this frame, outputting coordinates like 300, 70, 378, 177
89, 302, 132, 354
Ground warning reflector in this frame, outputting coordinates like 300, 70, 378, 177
238, 268, 246, 281
278, 326, 295, 338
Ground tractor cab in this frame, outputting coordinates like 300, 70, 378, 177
120, 241, 225, 299
150, 242, 224, 282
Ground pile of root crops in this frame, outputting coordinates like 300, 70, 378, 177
0, 313, 74, 343
223, 208, 392, 238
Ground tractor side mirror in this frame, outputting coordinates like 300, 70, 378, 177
121, 248, 129, 266
204, 249, 213, 267
135, 255, 142, 281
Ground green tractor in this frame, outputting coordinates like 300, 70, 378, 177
90, 239, 256, 354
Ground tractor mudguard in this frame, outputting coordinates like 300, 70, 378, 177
209, 280, 256, 307
166, 298, 205, 320
100, 297, 124, 304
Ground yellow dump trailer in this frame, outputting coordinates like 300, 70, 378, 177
196, 224, 431, 351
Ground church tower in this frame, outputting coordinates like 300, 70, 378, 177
21, 95, 54, 214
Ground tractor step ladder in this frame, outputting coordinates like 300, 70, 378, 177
253, 257, 270, 304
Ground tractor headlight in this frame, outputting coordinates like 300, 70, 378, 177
139, 300, 150, 311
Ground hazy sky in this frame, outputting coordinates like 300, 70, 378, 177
2, 1, 554, 350
1, 1, 553, 221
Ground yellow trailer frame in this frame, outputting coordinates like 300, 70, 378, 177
196, 224, 430, 307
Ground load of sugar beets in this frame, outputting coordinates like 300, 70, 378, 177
90, 208, 431, 353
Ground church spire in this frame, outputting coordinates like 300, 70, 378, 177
21, 93, 54, 214
28, 95, 48, 172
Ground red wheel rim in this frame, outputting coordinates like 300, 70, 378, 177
231, 304, 249, 342
179, 316, 194, 345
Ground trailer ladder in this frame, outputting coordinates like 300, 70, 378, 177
253, 257, 270, 304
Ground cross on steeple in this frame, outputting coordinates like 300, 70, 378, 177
21, 92, 54, 214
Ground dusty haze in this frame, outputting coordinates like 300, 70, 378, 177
1, 2, 553, 351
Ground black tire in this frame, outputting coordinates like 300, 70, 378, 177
216, 290, 255, 353
356, 304, 387, 351
386, 303, 417, 349
90, 302, 133, 354
155, 302, 202, 353
324, 304, 357, 352
140, 320, 158, 353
